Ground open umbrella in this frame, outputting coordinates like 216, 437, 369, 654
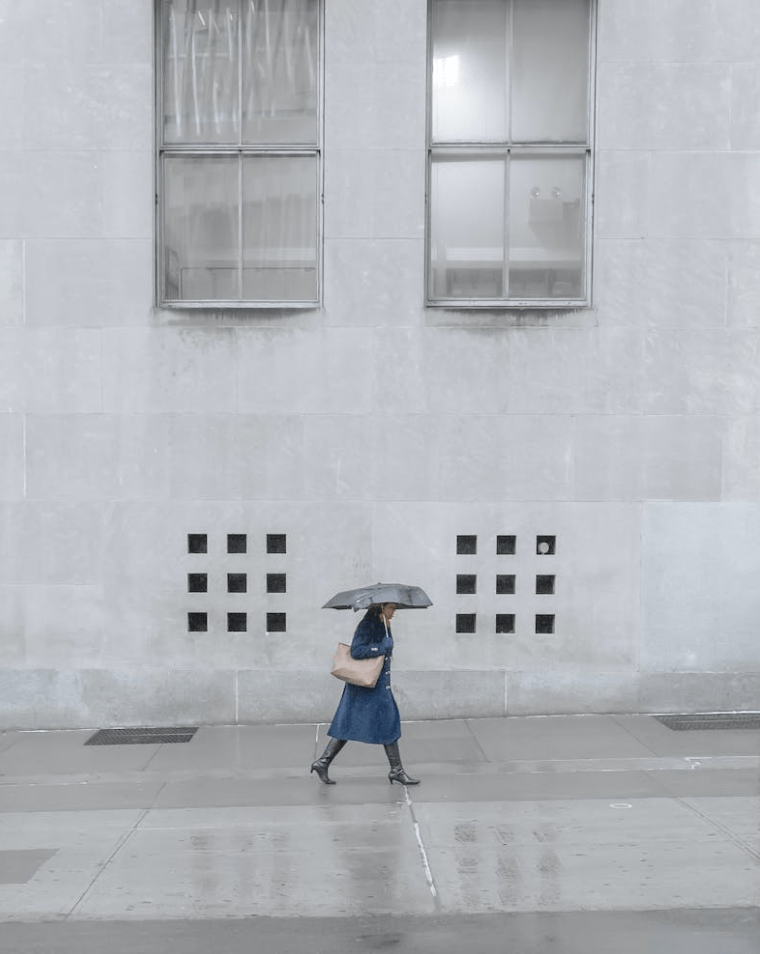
323, 582, 433, 612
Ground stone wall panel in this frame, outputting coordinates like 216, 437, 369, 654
0, 0, 758, 724
25, 239, 152, 327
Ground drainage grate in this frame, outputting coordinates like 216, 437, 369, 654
85, 727, 199, 746
655, 713, 760, 731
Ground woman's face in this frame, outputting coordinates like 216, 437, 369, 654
380, 603, 397, 621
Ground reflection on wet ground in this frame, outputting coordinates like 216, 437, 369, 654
2, 910, 760, 954
0, 715, 757, 951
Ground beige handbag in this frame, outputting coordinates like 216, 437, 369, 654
331, 642, 383, 688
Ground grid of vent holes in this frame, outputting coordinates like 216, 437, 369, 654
456, 534, 556, 635
187, 533, 287, 634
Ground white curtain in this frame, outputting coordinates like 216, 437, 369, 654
161, 0, 319, 301
163, 0, 317, 145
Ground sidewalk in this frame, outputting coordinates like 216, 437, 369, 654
0, 714, 757, 926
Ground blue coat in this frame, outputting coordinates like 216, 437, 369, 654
328, 616, 401, 745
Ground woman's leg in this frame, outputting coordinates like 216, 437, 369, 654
384, 741, 420, 785
310, 738, 347, 784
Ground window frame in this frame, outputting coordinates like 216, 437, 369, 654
154, 0, 324, 310
425, 0, 597, 310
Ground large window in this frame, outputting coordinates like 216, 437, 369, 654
157, 0, 321, 307
427, 0, 595, 307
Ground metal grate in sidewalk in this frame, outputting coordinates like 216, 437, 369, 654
655, 713, 760, 731
85, 727, 199, 745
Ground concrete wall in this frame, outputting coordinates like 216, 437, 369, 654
1, 0, 760, 728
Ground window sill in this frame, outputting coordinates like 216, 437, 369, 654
426, 296, 590, 310
159, 300, 321, 310
424, 302, 596, 329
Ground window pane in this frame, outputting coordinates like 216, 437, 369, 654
163, 157, 239, 301
242, 0, 318, 144
508, 154, 585, 299
163, 0, 240, 144
430, 156, 506, 299
431, 0, 508, 142
511, 0, 590, 142
242, 156, 318, 301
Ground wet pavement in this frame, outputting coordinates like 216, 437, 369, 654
2, 909, 760, 954
0, 715, 757, 951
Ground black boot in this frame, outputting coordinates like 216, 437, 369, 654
310, 738, 346, 784
384, 741, 420, 785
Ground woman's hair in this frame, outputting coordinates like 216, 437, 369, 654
361, 603, 384, 621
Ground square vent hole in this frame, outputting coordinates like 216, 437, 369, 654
496, 614, 515, 634
228, 612, 247, 632
267, 534, 287, 554
188, 612, 208, 632
188, 573, 207, 593
267, 612, 287, 632
536, 575, 555, 595
188, 534, 207, 554
267, 573, 287, 593
496, 535, 516, 555
228, 573, 247, 594
456, 613, 476, 634
537, 536, 556, 555
535, 614, 555, 634
227, 534, 247, 554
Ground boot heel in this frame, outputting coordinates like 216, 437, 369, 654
310, 738, 346, 785
384, 742, 420, 786
310, 759, 336, 784
389, 769, 420, 786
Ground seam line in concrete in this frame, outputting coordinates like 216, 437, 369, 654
674, 795, 760, 866
140, 743, 164, 771
66, 806, 152, 919
611, 714, 661, 757
141, 780, 168, 815
21, 414, 27, 499
464, 719, 491, 763
21, 239, 26, 328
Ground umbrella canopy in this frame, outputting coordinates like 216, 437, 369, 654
323, 583, 433, 612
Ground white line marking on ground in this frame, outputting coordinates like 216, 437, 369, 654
405, 787, 438, 900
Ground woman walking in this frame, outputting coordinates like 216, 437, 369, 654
310, 602, 420, 786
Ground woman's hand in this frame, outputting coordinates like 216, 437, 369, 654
350, 636, 391, 659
